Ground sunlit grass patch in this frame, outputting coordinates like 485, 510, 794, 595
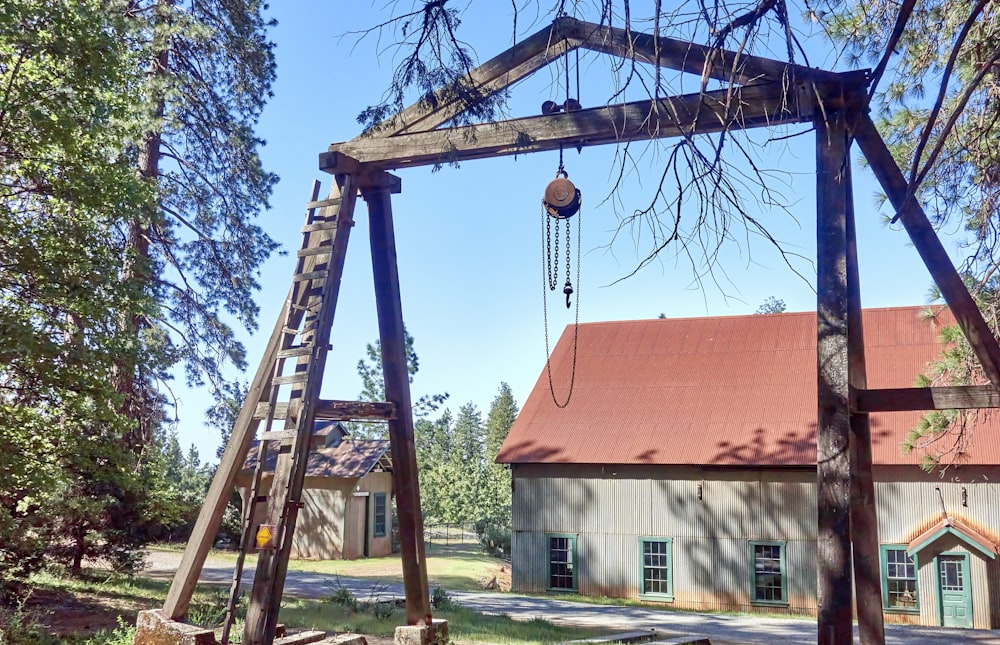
278, 596, 609, 645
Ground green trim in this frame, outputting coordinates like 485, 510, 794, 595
749, 540, 788, 606
909, 525, 997, 560
880, 544, 920, 614
373, 493, 387, 538
546, 533, 578, 592
637, 537, 674, 601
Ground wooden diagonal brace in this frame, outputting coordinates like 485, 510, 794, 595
563, 17, 841, 86
853, 113, 1000, 389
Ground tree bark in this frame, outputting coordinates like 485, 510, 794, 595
116, 0, 170, 452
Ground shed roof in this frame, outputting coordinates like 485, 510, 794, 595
497, 306, 1000, 467
244, 438, 391, 479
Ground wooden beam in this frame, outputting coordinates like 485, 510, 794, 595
163, 292, 286, 620
563, 17, 841, 86
359, 16, 843, 140
815, 107, 853, 645
365, 184, 432, 625
254, 400, 397, 422
844, 160, 886, 645
379, 20, 574, 136
855, 385, 1000, 412
853, 114, 1000, 389
327, 82, 815, 171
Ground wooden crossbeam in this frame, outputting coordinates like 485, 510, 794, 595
563, 18, 840, 86
853, 114, 1000, 389
854, 385, 1000, 412
326, 81, 816, 171
253, 400, 397, 422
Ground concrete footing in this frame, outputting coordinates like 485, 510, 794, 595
393, 619, 448, 645
133, 609, 215, 645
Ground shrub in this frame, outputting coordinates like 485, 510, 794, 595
327, 585, 357, 611
474, 514, 511, 558
431, 587, 453, 610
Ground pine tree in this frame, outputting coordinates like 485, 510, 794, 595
477, 383, 518, 555
445, 402, 486, 524
116, 0, 280, 450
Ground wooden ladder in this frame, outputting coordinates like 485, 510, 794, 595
218, 176, 357, 643
160, 166, 430, 645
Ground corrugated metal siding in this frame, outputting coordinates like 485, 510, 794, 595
875, 476, 1000, 544
511, 529, 547, 593
511, 463, 1000, 627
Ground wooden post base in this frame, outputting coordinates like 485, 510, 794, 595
394, 620, 448, 645
133, 609, 215, 645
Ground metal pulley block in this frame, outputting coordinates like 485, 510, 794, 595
543, 171, 581, 219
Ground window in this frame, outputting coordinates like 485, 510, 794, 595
547, 534, 577, 591
880, 545, 918, 612
639, 538, 673, 600
373, 493, 387, 538
750, 541, 787, 605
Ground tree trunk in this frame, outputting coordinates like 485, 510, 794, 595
116, 1, 170, 453
70, 525, 86, 577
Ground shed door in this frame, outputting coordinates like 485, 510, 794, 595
938, 554, 973, 629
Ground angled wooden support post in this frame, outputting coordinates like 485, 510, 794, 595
843, 151, 886, 645
162, 291, 290, 621
815, 105, 854, 645
362, 174, 432, 626
854, 115, 1000, 388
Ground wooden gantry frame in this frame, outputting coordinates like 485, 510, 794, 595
157, 16, 1000, 645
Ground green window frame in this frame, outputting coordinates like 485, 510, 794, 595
638, 537, 673, 601
546, 533, 578, 591
373, 493, 387, 538
749, 540, 787, 605
880, 544, 919, 613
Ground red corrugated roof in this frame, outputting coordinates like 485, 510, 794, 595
497, 306, 1000, 467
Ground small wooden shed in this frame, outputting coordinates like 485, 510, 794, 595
238, 422, 393, 560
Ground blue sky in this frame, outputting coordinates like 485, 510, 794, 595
174, 3, 955, 462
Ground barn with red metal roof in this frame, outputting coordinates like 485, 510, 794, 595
497, 306, 1000, 629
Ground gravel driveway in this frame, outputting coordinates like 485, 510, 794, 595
142, 550, 1000, 644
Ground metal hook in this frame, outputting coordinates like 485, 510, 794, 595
563, 280, 573, 308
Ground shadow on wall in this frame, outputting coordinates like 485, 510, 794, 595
670, 420, 891, 614
292, 488, 345, 560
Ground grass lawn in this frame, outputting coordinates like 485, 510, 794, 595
7, 570, 605, 645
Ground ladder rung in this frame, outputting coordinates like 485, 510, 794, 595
277, 346, 313, 359
261, 430, 297, 442
292, 270, 328, 282
273, 373, 309, 385
296, 246, 333, 257
253, 400, 395, 421
301, 220, 340, 233
254, 402, 294, 420
306, 197, 341, 210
